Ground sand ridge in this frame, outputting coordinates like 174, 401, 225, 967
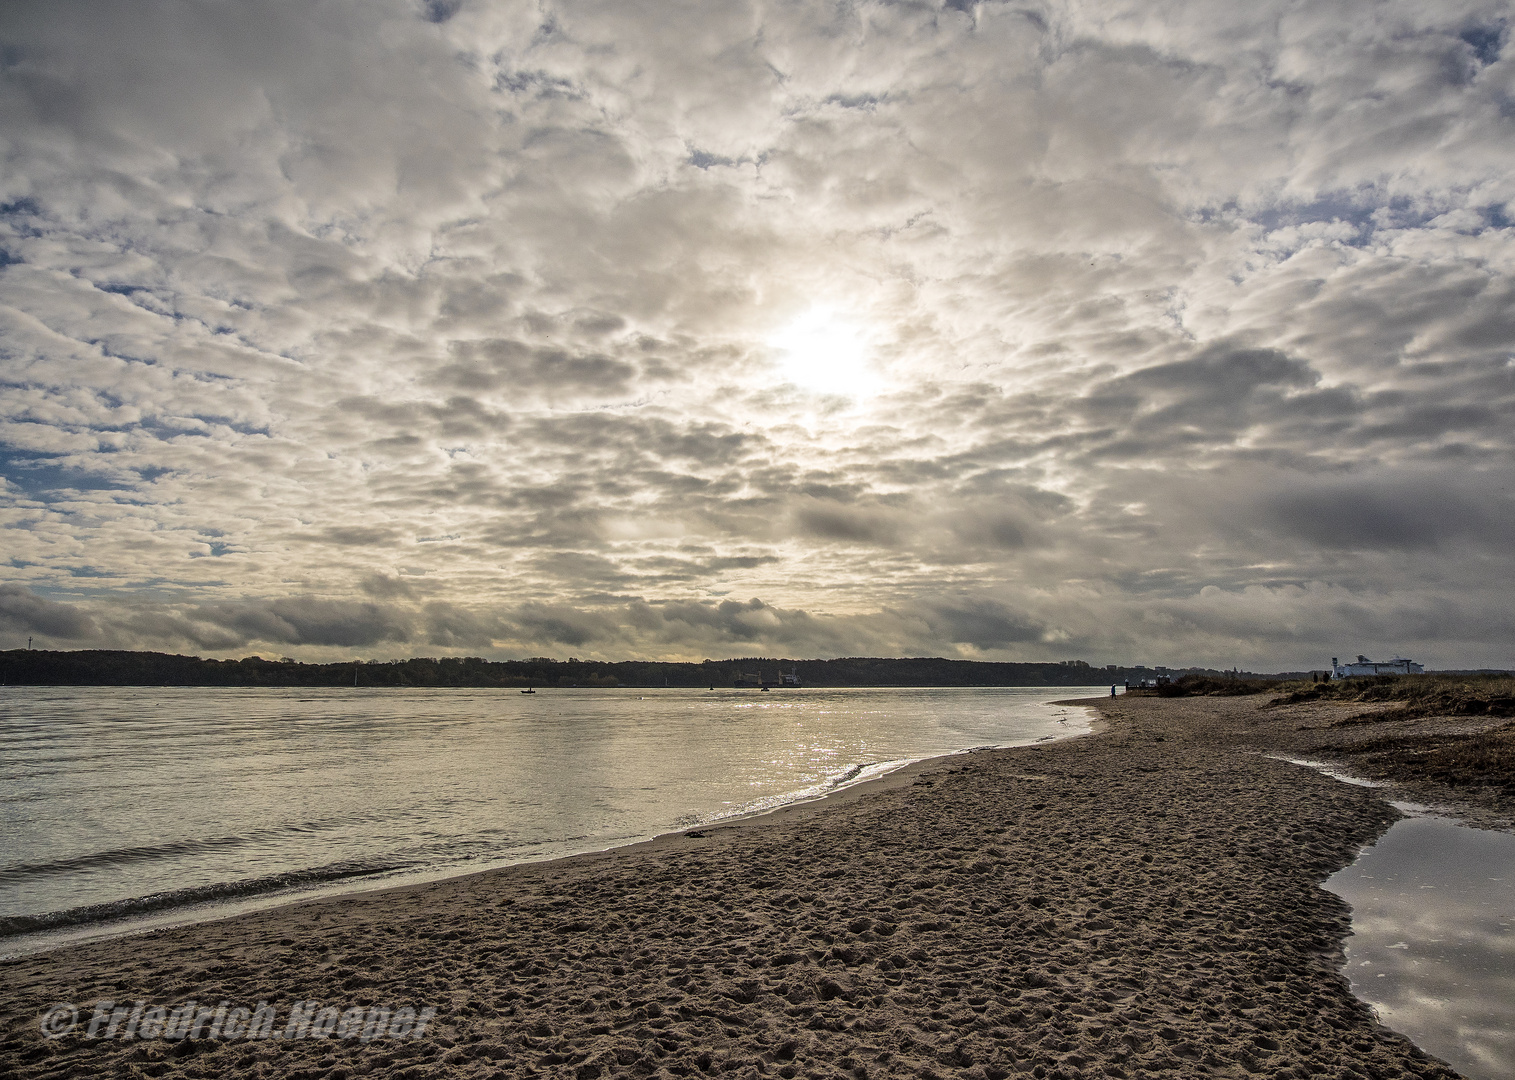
0, 695, 1461, 1079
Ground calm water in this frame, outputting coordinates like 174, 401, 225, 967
1326, 811, 1515, 1080
0, 685, 1097, 955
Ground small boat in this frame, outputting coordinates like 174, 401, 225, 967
520, 688, 536, 695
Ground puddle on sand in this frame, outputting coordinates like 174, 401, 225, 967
1270, 755, 1387, 788
1324, 812, 1515, 1080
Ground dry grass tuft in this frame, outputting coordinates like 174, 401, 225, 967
1271, 673, 1515, 720
1154, 674, 1289, 697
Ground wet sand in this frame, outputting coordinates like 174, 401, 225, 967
0, 695, 1461, 1079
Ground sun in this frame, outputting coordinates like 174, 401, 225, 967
767, 308, 881, 398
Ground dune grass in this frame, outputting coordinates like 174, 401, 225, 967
1153, 673, 1290, 697
1273, 673, 1515, 719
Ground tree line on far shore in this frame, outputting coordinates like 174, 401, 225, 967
0, 649, 1301, 689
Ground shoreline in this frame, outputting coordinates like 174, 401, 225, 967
1, 704, 1101, 961
1, 695, 1460, 1079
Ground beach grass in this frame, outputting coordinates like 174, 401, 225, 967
1152, 674, 1289, 697
1275, 672, 1515, 713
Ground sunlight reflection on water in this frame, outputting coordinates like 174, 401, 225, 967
1, 684, 1095, 954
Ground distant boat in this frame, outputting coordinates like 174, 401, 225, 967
521, 688, 536, 695
759, 666, 802, 689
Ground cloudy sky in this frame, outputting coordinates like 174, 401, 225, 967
2, 0, 1513, 669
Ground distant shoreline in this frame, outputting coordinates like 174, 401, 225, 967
0, 647, 1294, 688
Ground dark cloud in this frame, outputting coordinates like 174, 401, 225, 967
1263, 484, 1503, 552
793, 501, 906, 545
0, 584, 97, 641
422, 601, 505, 648
948, 512, 1029, 550
435, 340, 637, 396
1076, 345, 1323, 462
359, 573, 419, 600
318, 526, 401, 547
919, 597, 1045, 651
509, 602, 614, 649
187, 599, 413, 648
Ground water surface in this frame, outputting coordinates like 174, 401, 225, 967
1, 684, 1096, 955
1325, 811, 1515, 1080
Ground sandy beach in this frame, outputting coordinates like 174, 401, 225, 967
1, 695, 1464, 1079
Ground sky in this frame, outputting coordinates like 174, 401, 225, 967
1, 0, 1513, 670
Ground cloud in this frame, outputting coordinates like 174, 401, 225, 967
1262, 484, 1501, 552
2, 0, 1514, 669
184, 598, 415, 649
434, 339, 638, 397
792, 500, 906, 546
0, 584, 97, 641
918, 598, 1046, 651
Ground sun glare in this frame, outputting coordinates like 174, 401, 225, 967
768, 308, 881, 398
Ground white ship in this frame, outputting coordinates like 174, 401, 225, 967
1331, 655, 1424, 678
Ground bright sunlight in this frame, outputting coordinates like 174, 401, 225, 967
767, 308, 881, 398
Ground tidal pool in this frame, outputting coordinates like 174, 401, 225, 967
1324, 810, 1515, 1080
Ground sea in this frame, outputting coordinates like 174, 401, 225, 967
0, 684, 1101, 956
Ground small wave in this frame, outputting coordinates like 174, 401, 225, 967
0, 835, 264, 883
0, 807, 439, 883
0, 859, 412, 939
674, 758, 915, 830
827, 762, 868, 789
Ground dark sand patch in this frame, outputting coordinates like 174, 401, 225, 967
0, 696, 1461, 1079
1261, 699, 1515, 831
